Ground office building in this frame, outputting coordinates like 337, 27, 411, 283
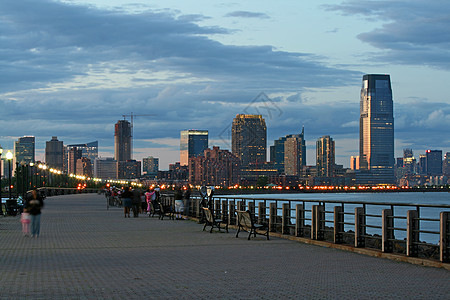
117, 160, 141, 179
189, 146, 240, 187
180, 130, 208, 166
359, 74, 395, 184
350, 156, 360, 170
232, 114, 266, 168
65, 141, 98, 172
45, 136, 64, 170
143, 156, 159, 177
316, 135, 335, 177
115, 120, 132, 162
14, 136, 35, 165
68, 147, 83, 175
270, 136, 287, 173
284, 134, 306, 177
425, 150, 443, 176
443, 152, 450, 176
94, 157, 117, 179
76, 157, 92, 177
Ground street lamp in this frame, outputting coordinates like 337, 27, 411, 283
6, 151, 13, 200
30, 163, 34, 189
0, 146, 3, 215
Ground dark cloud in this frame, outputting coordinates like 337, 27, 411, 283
224, 11, 270, 19
325, 0, 450, 69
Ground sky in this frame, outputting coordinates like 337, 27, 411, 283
0, 0, 449, 170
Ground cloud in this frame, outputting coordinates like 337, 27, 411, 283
224, 11, 270, 19
325, 0, 450, 69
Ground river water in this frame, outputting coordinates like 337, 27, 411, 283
221, 192, 450, 244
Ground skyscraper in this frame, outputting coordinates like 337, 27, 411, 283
284, 134, 306, 176
425, 150, 442, 176
65, 141, 98, 173
270, 136, 287, 173
180, 130, 208, 166
143, 156, 159, 177
115, 120, 132, 162
443, 152, 450, 176
316, 135, 335, 177
232, 114, 266, 168
45, 136, 64, 170
359, 74, 395, 184
14, 136, 35, 165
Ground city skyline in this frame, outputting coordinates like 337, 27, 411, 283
0, 0, 449, 169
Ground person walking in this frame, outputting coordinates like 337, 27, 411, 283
121, 187, 132, 218
131, 188, 141, 218
25, 189, 44, 238
174, 186, 184, 220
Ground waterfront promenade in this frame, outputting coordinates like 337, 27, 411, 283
0, 194, 449, 299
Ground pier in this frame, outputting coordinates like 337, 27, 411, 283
0, 193, 449, 299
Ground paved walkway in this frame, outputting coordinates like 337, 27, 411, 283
0, 193, 449, 299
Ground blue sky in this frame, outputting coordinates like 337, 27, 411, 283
0, 0, 449, 169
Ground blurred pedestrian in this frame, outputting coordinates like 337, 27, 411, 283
25, 189, 44, 238
21, 208, 31, 236
132, 188, 141, 217
121, 187, 132, 218
174, 186, 184, 220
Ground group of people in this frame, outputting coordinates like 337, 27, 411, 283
119, 186, 161, 218
20, 189, 44, 238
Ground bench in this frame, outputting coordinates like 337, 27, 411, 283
202, 208, 228, 233
236, 210, 269, 240
151, 201, 174, 220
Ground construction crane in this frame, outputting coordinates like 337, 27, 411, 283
121, 112, 155, 159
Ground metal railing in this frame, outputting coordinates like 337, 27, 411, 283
185, 195, 450, 263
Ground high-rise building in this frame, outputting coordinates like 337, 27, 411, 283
14, 136, 35, 165
76, 157, 92, 177
316, 135, 335, 177
68, 147, 83, 175
94, 158, 117, 179
143, 156, 159, 177
115, 120, 132, 162
189, 146, 240, 187
180, 130, 208, 166
284, 134, 306, 177
45, 136, 64, 170
270, 136, 287, 173
117, 160, 141, 179
425, 150, 443, 176
232, 114, 266, 168
443, 152, 450, 176
418, 154, 427, 175
359, 74, 395, 184
350, 156, 360, 170
64, 141, 98, 172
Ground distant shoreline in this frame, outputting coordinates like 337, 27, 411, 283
214, 187, 449, 195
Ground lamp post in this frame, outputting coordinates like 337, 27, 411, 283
6, 151, 13, 200
30, 163, 34, 190
0, 146, 3, 215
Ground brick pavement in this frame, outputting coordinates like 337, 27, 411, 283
0, 193, 449, 299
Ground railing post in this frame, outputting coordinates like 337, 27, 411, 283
282, 203, 290, 235
248, 202, 255, 216
215, 199, 221, 217
221, 200, 228, 224
295, 204, 305, 237
311, 205, 317, 239
334, 206, 343, 244
269, 202, 277, 232
311, 205, 324, 240
440, 212, 450, 263
258, 202, 266, 225
407, 210, 419, 257
355, 207, 365, 248
382, 209, 394, 253
237, 200, 245, 212
229, 200, 236, 225
196, 198, 202, 219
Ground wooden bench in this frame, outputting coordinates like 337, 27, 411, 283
236, 210, 269, 240
202, 208, 228, 233
151, 201, 174, 220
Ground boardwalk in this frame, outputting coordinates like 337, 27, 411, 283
0, 193, 449, 299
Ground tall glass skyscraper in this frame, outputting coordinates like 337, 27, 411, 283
359, 74, 395, 184
45, 136, 64, 170
180, 130, 208, 166
14, 136, 35, 165
232, 114, 266, 168
316, 135, 335, 177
